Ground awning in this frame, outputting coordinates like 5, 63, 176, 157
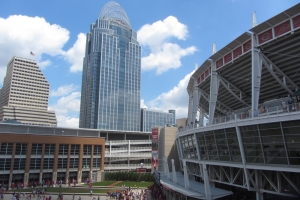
158, 171, 232, 199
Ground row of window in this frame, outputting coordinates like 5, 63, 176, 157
180, 121, 300, 165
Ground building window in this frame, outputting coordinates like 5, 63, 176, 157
15, 143, 27, 155
31, 144, 43, 155
59, 144, 69, 155
45, 144, 55, 155
0, 143, 13, 155
30, 158, 41, 170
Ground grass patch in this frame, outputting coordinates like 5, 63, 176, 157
110, 181, 153, 188
90, 181, 118, 186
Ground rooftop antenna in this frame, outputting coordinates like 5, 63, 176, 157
212, 42, 216, 55
195, 63, 198, 70
252, 12, 257, 28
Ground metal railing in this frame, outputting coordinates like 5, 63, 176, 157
104, 163, 151, 168
105, 147, 151, 151
105, 152, 151, 156
106, 140, 151, 144
178, 102, 300, 133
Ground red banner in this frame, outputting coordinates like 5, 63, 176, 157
152, 128, 159, 168
224, 52, 232, 64
216, 58, 223, 69
152, 128, 158, 150
233, 46, 242, 59
274, 20, 291, 37
243, 40, 252, 53
197, 76, 200, 84
258, 29, 273, 44
293, 15, 300, 29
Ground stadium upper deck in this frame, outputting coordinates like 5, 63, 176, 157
186, 3, 300, 125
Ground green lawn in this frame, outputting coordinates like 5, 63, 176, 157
112, 181, 153, 188
90, 181, 118, 186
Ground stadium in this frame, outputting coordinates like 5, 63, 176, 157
159, 3, 300, 200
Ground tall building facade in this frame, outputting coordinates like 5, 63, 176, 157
0, 56, 57, 126
141, 109, 176, 132
79, 1, 141, 131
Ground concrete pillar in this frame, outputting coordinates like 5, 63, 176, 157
183, 161, 189, 189
77, 144, 83, 184
52, 172, 57, 184
39, 172, 43, 184
52, 143, 59, 183
203, 163, 212, 200
9, 143, 16, 189
171, 159, 177, 183
255, 170, 264, 200
24, 142, 32, 185
209, 60, 220, 124
251, 32, 263, 116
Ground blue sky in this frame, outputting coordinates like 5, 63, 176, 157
0, 0, 299, 128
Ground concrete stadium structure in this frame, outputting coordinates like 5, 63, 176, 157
159, 3, 300, 200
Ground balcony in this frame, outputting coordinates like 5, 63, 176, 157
104, 163, 151, 170
178, 102, 300, 134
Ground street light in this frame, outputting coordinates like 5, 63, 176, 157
140, 163, 144, 168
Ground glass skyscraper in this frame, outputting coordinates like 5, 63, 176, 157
141, 109, 176, 132
79, 2, 141, 131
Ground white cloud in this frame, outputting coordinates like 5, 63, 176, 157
146, 71, 195, 119
49, 92, 81, 128
50, 84, 78, 97
137, 16, 197, 74
38, 60, 52, 70
63, 33, 86, 72
56, 116, 79, 128
140, 99, 148, 108
0, 15, 69, 64
0, 15, 86, 82
142, 43, 197, 74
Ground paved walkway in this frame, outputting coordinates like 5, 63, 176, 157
2, 190, 152, 200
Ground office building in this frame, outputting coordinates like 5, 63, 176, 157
0, 56, 56, 126
79, 1, 141, 131
0, 123, 151, 187
156, 3, 300, 200
141, 108, 175, 132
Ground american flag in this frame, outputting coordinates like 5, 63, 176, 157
30, 51, 35, 56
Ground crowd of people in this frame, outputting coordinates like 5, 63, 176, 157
106, 185, 149, 200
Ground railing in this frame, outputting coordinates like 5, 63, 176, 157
105, 152, 151, 156
105, 147, 151, 151
106, 140, 151, 144
178, 102, 300, 133
104, 163, 151, 168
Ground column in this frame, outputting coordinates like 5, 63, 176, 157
251, 32, 262, 116
255, 170, 264, 200
77, 144, 83, 184
171, 159, 177, 183
192, 78, 199, 125
52, 143, 59, 183
209, 60, 220, 124
101, 144, 105, 171
183, 161, 189, 189
9, 143, 16, 189
66, 144, 71, 184
24, 142, 32, 185
89, 145, 94, 180
39, 144, 45, 184
202, 163, 212, 200
187, 95, 194, 124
